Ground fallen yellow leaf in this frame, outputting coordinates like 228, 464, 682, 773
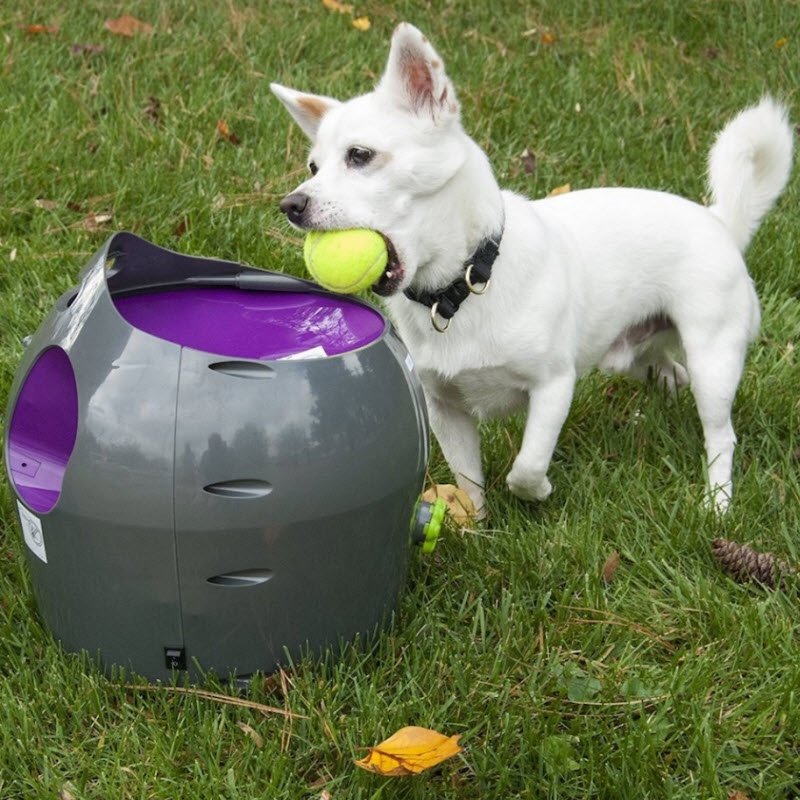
548, 182, 571, 196
322, 0, 354, 13
352, 16, 371, 31
775, 37, 788, 48
421, 484, 476, 525
355, 726, 462, 777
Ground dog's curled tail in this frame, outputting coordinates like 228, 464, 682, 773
707, 96, 794, 252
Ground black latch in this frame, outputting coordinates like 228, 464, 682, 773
164, 646, 186, 671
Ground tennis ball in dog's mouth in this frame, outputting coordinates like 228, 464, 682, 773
303, 229, 388, 294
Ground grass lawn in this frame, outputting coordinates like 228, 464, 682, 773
1, 1, 799, 797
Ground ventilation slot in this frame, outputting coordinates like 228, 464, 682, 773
202, 479, 273, 499
208, 361, 275, 379
207, 569, 274, 587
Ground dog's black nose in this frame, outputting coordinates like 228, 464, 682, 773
279, 192, 310, 225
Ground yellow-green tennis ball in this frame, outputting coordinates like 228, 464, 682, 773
303, 229, 388, 294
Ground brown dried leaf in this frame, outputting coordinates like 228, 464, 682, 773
727, 792, 752, 800
83, 212, 113, 231
104, 15, 154, 37
34, 199, 58, 211
173, 217, 189, 238
216, 119, 241, 145
602, 550, 621, 583
71, 43, 105, 56
421, 484, 476, 525
775, 37, 788, 49
521, 148, 537, 175
23, 24, 60, 35
237, 721, 264, 748
144, 95, 162, 125
541, 31, 556, 45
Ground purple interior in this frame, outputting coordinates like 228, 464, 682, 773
8, 347, 79, 514
112, 287, 385, 360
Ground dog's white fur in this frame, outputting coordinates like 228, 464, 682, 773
272, 23, 794, 515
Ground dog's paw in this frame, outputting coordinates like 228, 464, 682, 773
506, 470, 552, 502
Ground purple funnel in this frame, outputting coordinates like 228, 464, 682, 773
112, 287, 385, 361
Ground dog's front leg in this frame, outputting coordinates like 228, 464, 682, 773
425, 393, 486, 519
507, 370, 576, 502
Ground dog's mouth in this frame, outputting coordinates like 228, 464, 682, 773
372, 234, 404, 296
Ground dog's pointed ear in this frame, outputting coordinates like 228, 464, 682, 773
378, 23, 460, 123
270, 83, 341, 141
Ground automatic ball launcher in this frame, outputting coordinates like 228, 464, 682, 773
5, 232, 443, 682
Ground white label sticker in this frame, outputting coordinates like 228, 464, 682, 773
279, 346, 328, 361
18, 502, 47, 564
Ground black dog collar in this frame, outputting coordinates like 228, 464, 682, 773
403, 232, 502, 331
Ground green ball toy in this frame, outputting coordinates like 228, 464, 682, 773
303, 229, 388, 294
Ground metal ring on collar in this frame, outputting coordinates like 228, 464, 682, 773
465, 264, 490, 295
430, 302, 450, 333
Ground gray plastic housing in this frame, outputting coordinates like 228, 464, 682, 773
4, 232, 430, 683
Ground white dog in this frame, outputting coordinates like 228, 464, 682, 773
272, 23, 793, 515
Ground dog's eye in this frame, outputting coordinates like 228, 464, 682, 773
308, 161, 318, 176
346, 147, 375, 168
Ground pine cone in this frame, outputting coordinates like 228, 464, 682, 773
711, 538, 795, 589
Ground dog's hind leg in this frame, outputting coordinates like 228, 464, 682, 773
681, 328, 749, 512
506, 369, 576, 503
